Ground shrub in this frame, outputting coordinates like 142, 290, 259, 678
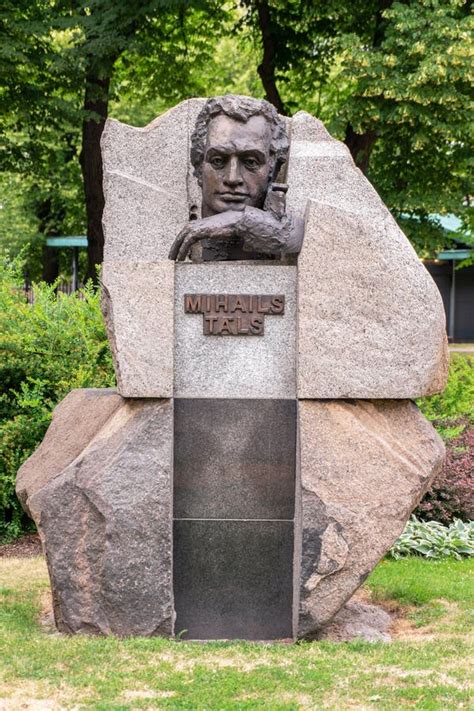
414, 423, 473, 524
389, 517, 474, 560
416, 355, 474, 524
417, 353, 474, 427
0, 256, 115, 542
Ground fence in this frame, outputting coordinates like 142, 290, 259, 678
23, 282, 86, 304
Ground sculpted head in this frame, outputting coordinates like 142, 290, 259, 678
191, 95, 289, 218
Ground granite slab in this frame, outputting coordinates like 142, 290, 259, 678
17, 391, 174, 637
174, 398, 296, 520
101, 261, 174, 398
173, 519, 294, 640
174, 262, 297, 399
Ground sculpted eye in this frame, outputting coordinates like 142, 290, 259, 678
244, 157, 260, 169
210, 156, 225, 169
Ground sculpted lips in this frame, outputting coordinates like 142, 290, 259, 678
218, 192, 250, 202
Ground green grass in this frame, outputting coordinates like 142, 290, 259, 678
367, 558, 474, 605
0, 557, 472, 710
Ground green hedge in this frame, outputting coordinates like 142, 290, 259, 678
0, 257, 115, 541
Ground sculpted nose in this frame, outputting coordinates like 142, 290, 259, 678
224, 157, 243, 187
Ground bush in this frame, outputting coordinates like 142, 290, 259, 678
0, 256, 115, 542
414, 422, 473, 524
417, 353, 474, 428
416, 355, 474, 524
389, 517, 474, 560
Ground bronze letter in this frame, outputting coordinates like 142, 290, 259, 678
185, 294, 202, 313
270, 296, 285, 314
203, 316, 218, 334
215, 295, 228, 312
250, 316, 264, 335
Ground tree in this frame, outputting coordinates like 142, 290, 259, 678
339, 0, 473, 254
239, 0, 347, 116
1, 0, 86, 280
240, 0, 473, 257
1, 0, 228, 281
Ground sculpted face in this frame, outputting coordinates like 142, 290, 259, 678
201, 114, 272, 217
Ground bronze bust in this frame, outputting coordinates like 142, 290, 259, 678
168, 95, 303, 261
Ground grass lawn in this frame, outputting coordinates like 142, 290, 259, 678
0, 557, 472, 710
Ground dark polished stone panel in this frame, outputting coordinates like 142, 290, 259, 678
174, 399, 296, 520
173, 519, 294, 640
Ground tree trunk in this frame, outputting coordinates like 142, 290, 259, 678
255, 0, 286, 115
344, 124, 378, 174
80, 72, 111, 282
42, 247, 59, 284
35, 197, 62, 283
344, 0, 394, 174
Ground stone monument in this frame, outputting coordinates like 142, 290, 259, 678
16, 95, 447, 640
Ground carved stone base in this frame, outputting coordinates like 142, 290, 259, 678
16, 391, 443, 639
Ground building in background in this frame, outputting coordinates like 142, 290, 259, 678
423, 216, 473, 341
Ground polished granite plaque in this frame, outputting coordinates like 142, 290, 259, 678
173, 519, 294, 640
174, 398, 296, 520
173, 398, 296, 640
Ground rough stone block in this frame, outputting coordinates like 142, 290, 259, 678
16, 389, 174, 637
286, 111, 386, 220
101, 99, 205, 262
297, 201, 448, 398
174, 262, 297, 398
286, 111, 447, 398
101, 261, 174, 398
297, 399, 445, 637
102, 173, 188, 263
16, 389, 123, 514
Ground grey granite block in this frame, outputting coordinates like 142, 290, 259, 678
286, 111, 385, 220
174, 398, 296, 520
173, 519, 294, 640
297, 399, 445, 637
101, 99, 205, 261
297, 200, 448, 398
101, 261, 174, 398
285, 111, 447, 398
174, 262, 297, 398
17, 390, 174, 637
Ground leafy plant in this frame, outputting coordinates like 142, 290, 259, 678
418, 353, 474, 427
0, 255, 115, 542
414, 422, 473, 524
389, 517, 474, 560
414, 355, 473, 525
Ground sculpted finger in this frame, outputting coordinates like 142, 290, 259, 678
168, 232, 185, 260
176, 232, 199, 261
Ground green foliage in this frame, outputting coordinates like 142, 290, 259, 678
0, 0, 86, 278
2, 0, 473, 270
239, 0, 472, 257
0, 256, 115, 542
417, 353, 474, 427
389, 517, 474, 560
1, 1, 230, 280
338, 0, 473, 255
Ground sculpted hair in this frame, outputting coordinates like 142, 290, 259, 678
191, 95, 289, 184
